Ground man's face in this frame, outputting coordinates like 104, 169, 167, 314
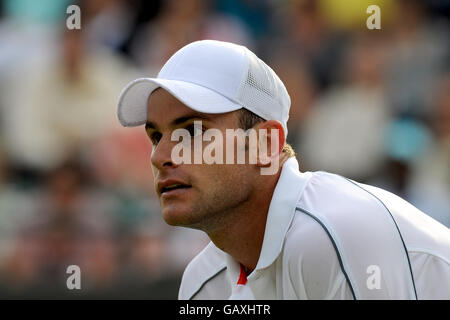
146, 88, 257, 231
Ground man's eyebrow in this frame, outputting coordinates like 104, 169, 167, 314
145, 113, 211, 131
172, 114, 210, 125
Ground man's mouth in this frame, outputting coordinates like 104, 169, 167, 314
160, 184, 192, 194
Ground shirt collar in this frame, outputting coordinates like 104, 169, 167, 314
253, 157, 312, 271
224, 157, 312, 283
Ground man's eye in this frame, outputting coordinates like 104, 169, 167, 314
147, 131, 162, 145
186, 124, 204, 137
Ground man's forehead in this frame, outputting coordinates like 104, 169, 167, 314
147, 87, 185, 110
146, 88, 238, 129
147, 88, 198, 120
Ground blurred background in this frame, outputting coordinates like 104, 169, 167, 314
0, 0, 448, 299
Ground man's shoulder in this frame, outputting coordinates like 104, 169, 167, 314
178, 241, 228, 300
283, 170, 388, 256
297, 170, 449, 250
289, 170, 449, 298
357, 181, 450, 258
297, 170, 390, 219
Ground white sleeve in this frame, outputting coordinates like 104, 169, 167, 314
409, 252, 450, 300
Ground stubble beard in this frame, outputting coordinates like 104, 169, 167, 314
171, 177, 254, 234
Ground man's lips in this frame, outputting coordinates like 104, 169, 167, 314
157, 179, 192, 196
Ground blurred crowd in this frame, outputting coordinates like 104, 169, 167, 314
0, 0, 448, 298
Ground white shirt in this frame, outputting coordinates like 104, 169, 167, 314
178, 158, 450, 300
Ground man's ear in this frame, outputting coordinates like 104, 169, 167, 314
254, 120, 285, 167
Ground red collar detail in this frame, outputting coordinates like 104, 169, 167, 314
237, 264, 248, 285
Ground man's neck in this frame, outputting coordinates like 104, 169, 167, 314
206, 160, 286, 272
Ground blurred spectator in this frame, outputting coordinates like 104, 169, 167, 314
369, 117, 433, 200
297, 33, 391, 181
384, 0, 450, 118
368, 75, 450, 228
2, 28, 132, 171
408, 76, 450, 227
0, 161, 118, 293
269, 0, 347, 90
215, 0, 271, 41
269, 54, 317, 157
0, 143, 37, 279
81, 0, 136, 52
129, 0, 252, 74
88, 126, 155, 196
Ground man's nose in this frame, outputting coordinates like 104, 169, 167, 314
150, 135, 178, 170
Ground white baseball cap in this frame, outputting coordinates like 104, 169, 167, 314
117, 40, 291, 136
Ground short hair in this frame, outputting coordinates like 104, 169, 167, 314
237, 109, 296, 158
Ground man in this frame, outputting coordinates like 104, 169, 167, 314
117, 40, 450, 299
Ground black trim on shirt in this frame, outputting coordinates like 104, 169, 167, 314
296, 207, 357, 300
342, 177, 418, 300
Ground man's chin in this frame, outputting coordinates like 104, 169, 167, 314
161, 206, 200, 228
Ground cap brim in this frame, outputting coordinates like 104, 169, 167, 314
117, 78, 242, 127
